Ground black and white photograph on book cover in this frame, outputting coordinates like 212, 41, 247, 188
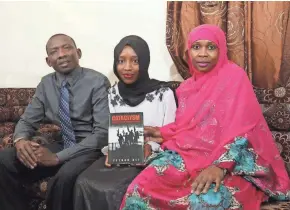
108, 112, 144, 165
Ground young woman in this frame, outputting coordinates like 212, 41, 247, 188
120, 25, 290, 210
74, 35, 177, 210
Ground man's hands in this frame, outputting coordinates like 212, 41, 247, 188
15, 139, 59, 169
15, 139, 39, 169
191, 165, 225, 195
34, 146, 59, 167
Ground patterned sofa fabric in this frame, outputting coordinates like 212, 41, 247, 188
253, 86, 290, 208
261, 201, 290, 210
254, 86, 290, 176
0, 88, 60, 210
254, 86, 290, 131
272, 131, 290, 176
254, 86, 290, 104
0, 88, 60, 144
261, 103, 290, 131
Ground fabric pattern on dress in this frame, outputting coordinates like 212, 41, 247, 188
122, 150, 246, 210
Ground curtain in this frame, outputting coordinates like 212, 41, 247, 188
166, 1, 290, 89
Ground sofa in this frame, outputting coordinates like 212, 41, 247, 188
0, 88, 60, 210
0, 85, 290, 210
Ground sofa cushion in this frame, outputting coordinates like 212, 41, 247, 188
272, 131, 290, 176
261, 104, 290, 131
261, 201, 290, 210
254, 86, 290, 132
0, 122, 15, 138
0, 88, 35, 107
0, 106, 28, 123
0, 88, 35, 123
254, 86, 290, 104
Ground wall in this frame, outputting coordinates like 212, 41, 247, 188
0, 0, 183, 88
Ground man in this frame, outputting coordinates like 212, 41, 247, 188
0, 34, 110, 210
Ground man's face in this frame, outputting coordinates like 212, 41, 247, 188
46, 35, 81, 74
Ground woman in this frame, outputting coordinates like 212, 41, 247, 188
120, 25, 290, 210
74, 35, 177, 210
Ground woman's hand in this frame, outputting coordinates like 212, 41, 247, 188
144, 143, 152, 159
191, 165, 225, 195
104, 155, 112, 167
144, 126, 163, 143
144, 126, 161, 137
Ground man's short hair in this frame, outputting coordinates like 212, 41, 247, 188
46, 34, 77, 54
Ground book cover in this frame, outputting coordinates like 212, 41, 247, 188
108, 112, 144, 165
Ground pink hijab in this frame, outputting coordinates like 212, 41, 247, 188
161, 24, 289, 193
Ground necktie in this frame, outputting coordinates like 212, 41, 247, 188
59, 80, 76, 148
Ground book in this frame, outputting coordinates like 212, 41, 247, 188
108, 112, 144, 165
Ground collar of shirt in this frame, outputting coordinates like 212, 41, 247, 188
55, 66, 83, 88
